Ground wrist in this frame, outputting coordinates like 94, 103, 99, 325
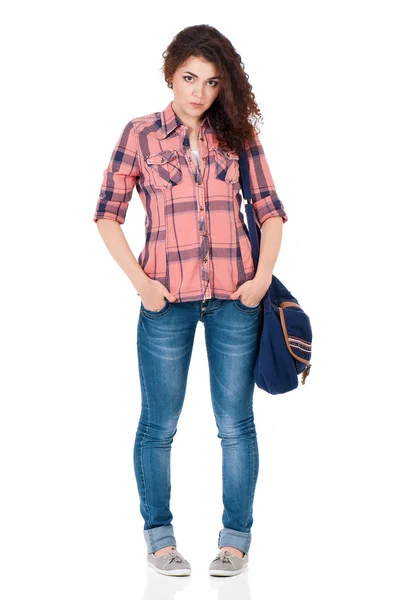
253, 271, 272, 284
132, 271, 151, 296
253, 272, 272, 293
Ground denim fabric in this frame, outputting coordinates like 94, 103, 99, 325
133, 297, 262, 554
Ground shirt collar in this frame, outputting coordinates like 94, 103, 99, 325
159, 100, 212, 139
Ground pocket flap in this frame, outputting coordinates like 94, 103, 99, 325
145, 150, 177, 165
215, 148, 239, 160
278, 302, 312, 368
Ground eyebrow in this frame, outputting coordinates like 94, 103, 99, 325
183, 71, 220, 80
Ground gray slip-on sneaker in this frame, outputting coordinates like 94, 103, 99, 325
147, 546, 191, 576
209, 549, 249, 576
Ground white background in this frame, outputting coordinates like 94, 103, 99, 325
1, 1, 397, 599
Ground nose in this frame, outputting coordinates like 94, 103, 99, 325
192, 84, 205, 101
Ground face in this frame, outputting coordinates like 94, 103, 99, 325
169, 55, 220, 125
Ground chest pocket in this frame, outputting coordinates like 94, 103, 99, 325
144, 150, 182, 188
214, 148, 240, 183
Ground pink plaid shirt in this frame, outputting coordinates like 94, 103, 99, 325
93, 101, 288, 302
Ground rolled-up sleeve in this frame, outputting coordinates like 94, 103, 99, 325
93, 120, 140, 224
245, 132, 288, 226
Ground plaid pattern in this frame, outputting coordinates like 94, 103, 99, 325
93, 101, 288, 302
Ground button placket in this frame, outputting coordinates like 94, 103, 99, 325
182, 122, 211, 302
193, 125, 211, 301
198, 180, 210, 301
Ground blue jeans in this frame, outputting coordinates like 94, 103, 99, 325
133, 297, 263, 554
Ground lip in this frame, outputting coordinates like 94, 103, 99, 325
190, 102, 203, 107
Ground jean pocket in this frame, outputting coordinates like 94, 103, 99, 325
233, 298, 261, 313
214, 148, 240, 183
145, 150, 182, 188
140, 298, 171, 317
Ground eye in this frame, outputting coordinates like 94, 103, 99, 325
183, 75, 219, 87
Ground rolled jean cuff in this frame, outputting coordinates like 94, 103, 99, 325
143, 524, 177, 554
218, 527, 252, 554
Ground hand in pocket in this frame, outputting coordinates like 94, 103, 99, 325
139, 280, 176, 312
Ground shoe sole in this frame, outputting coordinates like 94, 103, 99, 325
147, 561, 191, 576
209, 563, 248, 576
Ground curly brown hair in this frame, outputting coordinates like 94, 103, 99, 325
161, 24, 264, 154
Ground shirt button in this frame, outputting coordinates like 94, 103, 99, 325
199, 206, 204, 211
203, 257, 208, 263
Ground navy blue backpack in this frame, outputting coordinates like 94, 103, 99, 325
238, 149, 312, 394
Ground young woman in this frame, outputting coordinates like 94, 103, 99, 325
93, 25, 288, 577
